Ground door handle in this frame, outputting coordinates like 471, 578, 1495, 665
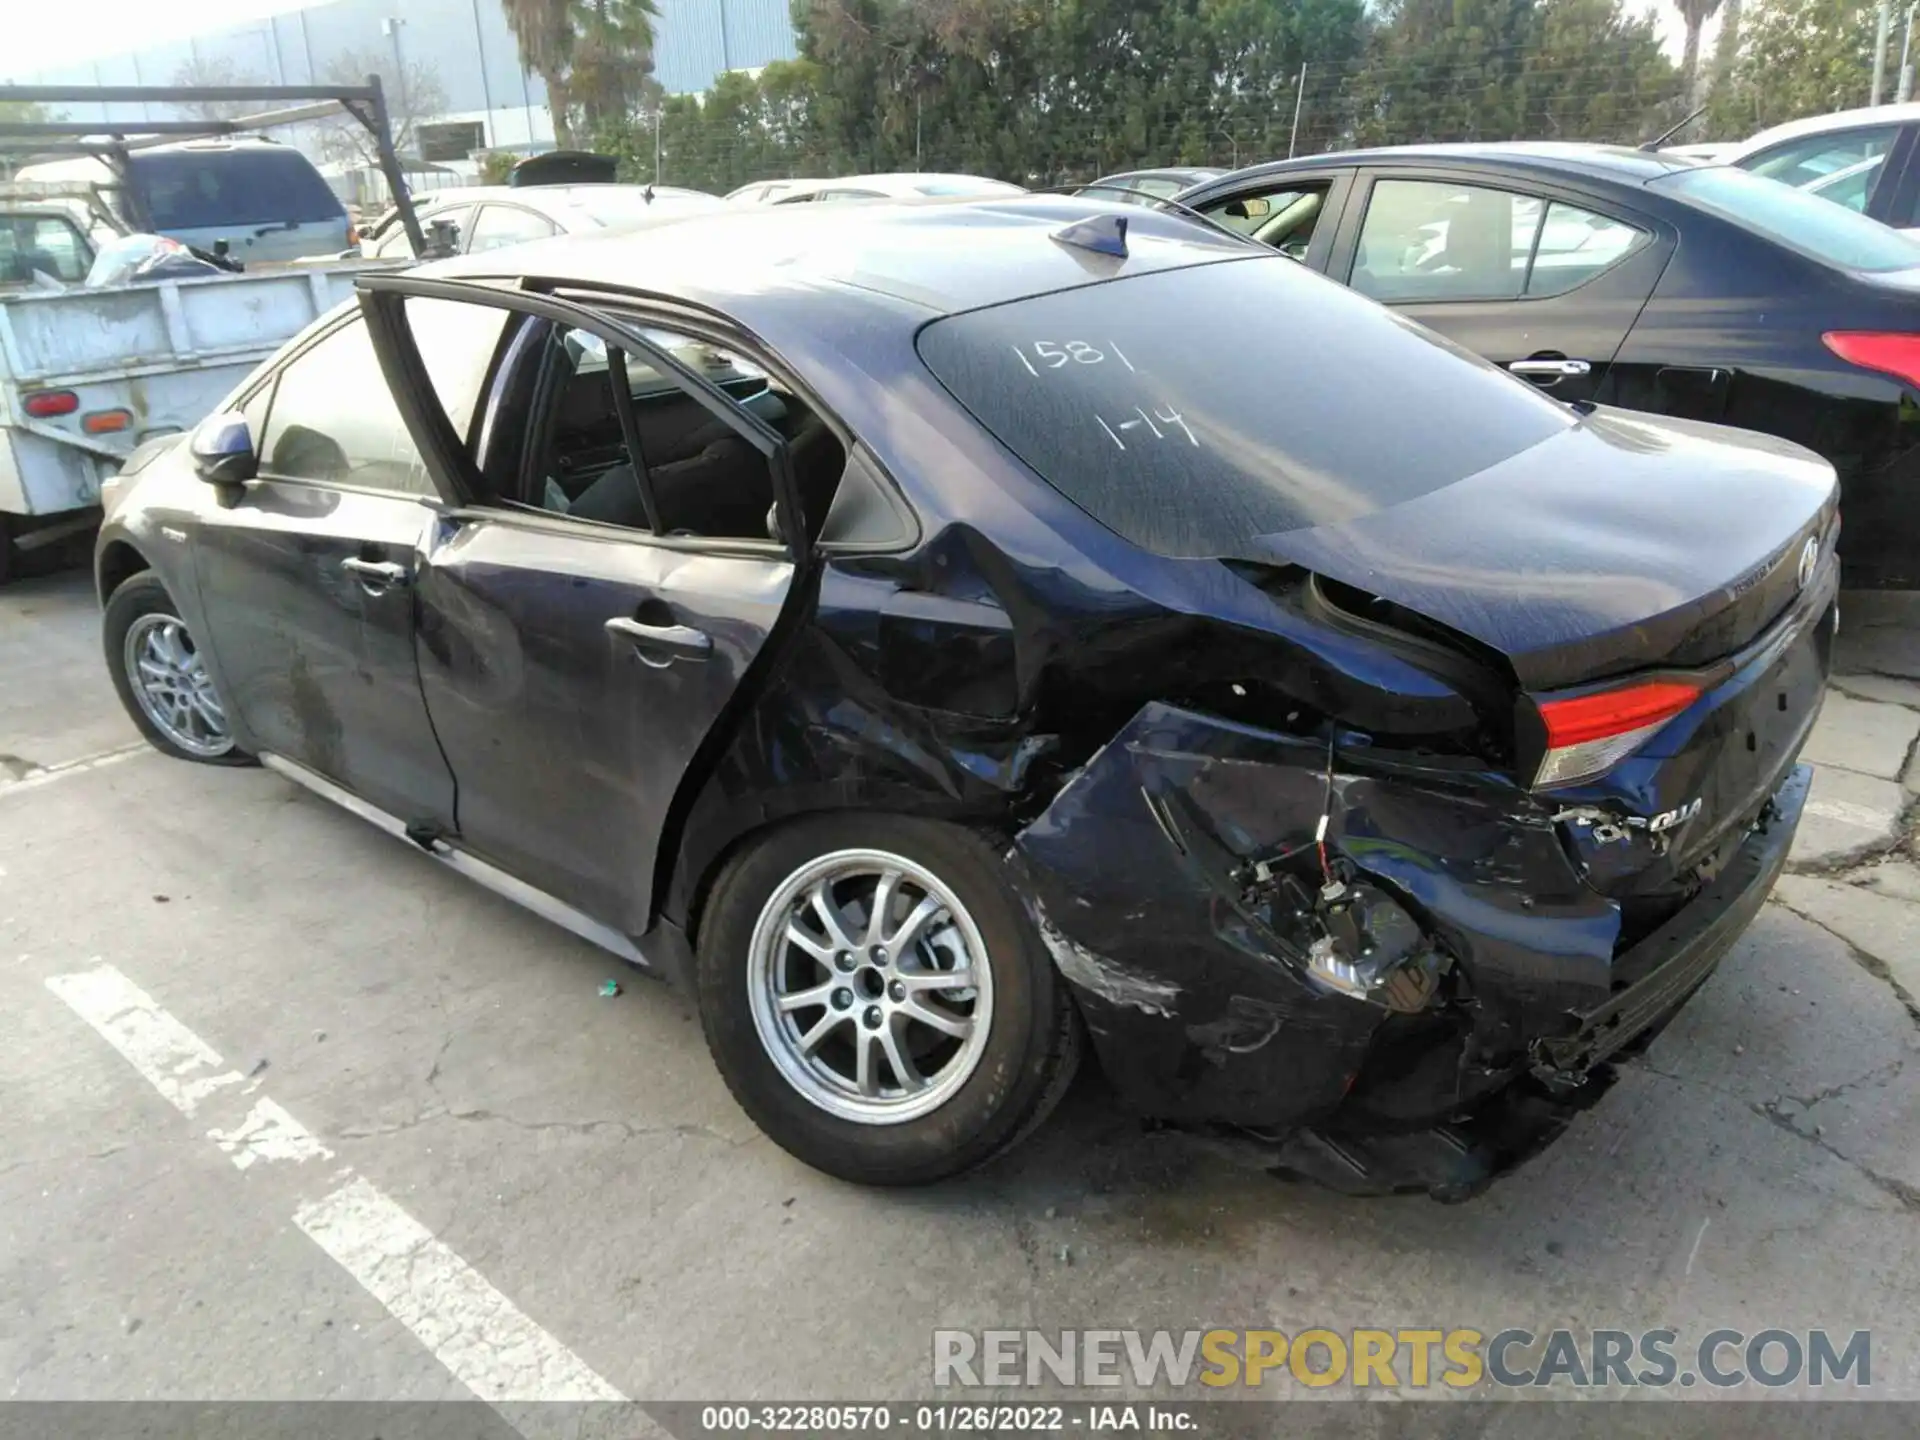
1509, 358, 1592, 381
605, 615, 712, 663
341, 557, 410, 589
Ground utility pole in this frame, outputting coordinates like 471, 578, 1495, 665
1288, 64, 1307, 159
1875, 0, 1892, 106
1902, 5, 1918, 103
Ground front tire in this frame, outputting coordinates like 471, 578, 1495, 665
103, 571, 253, 766
696, 814, 1078, 1185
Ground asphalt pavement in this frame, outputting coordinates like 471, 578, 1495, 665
4, 563, 1918, 1411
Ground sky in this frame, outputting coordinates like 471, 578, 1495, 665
4, 0, 1701, 79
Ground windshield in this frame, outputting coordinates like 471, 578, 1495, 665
131, 149, 344, 230
1652, 163, 1920, 273
917, 257, 1571, 557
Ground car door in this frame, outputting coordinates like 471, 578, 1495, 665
188, 307, 498, 827
1321, 169, 1674, 404
357, 275, 810, 938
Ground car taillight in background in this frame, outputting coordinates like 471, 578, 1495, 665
1532, 680, 1702, 789
1823, 331, 1920, 390
23, 390, 79, 418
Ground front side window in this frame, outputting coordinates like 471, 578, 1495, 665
1738, 125, 1900, 189
257, 318, 433, 495
466, 204, 559, 253
1199, 182, 1335, 260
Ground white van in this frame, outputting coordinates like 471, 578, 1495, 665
14, 138, 351, 264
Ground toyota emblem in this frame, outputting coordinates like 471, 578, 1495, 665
1796, 536, 1819, 591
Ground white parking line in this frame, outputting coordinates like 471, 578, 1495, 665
297, 1177, 624, 1402
0, 742, 150, 798
1805, 797, 1900, 830
45, 961, 629, 1414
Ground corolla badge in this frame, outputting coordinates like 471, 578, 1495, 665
1796, 536, 1820, 591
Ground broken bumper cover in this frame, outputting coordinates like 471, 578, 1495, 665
1012, 700, 1809, 1199
1532, 762, 1809, 1083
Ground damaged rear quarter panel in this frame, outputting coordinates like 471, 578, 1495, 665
1012, 701, 1624, 1130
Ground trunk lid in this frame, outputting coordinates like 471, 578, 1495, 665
1255, 407, 1838, 691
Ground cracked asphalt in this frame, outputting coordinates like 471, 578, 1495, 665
4, 564, 1919, 1403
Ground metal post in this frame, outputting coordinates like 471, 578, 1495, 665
469, 0, 497, 148
1289, 64, 1307, 159
366, 73, 425, 256
1875, 0, 1892, 106
654, 107, 663, 185
1902, 5, 1917, 102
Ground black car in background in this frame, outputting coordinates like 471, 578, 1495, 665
1176, 144, 1920, 588
95, 198, 1833, 1198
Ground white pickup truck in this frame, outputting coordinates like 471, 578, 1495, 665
0, 257, 377, 580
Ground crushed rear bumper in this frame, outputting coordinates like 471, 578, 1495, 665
1010, 697, 1809, 1200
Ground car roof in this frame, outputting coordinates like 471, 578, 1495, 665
417, 183, 712, 211
421, 194, 1253, 327
1095, 167, 1223, 183
776, 173, 1022, 198
1723, 103, 1920, 161
1204, 142, 1698, 187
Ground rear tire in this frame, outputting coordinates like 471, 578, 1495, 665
696, 813, 1078, 1185
103, 571, 255, 766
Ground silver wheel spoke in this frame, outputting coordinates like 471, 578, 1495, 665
900, 997, 972, 1040
885, 894, 946, 957
778, 979, 840, 1013
806, 880, 859, 952
797, 1009, 849, 1056
783, 921, 835, 965
865, 868, 902, 946
855, 1028, 879, 1095
898, 966, 971, 994
879, 1018, 924, 1092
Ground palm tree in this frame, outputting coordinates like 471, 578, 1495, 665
502, 0, 578, 146
1676, 0, 1726, 105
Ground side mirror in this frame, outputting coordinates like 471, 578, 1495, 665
190, 410, 258, 485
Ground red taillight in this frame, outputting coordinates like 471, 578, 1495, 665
24, 389, 78, 418
1823, 331, 1920, 391
1534, 680, 1701, 789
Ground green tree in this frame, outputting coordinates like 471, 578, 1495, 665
1518, 0, 1679, 143
1674, 0, 1724, 104
503, 0, 659, 148
1705, 0, 1875, 136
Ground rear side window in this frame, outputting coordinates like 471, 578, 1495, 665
917, 257, 1570, 557
1653, 164, 1920, 273
131, 149, 344, 230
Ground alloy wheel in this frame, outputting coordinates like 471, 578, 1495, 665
746, 848, 994, 1125
123, 613, 235, 758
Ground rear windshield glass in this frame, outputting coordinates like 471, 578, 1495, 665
916, 257, 1570, 556
131, 149, 344, 230
1651, 164, 1920, 273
